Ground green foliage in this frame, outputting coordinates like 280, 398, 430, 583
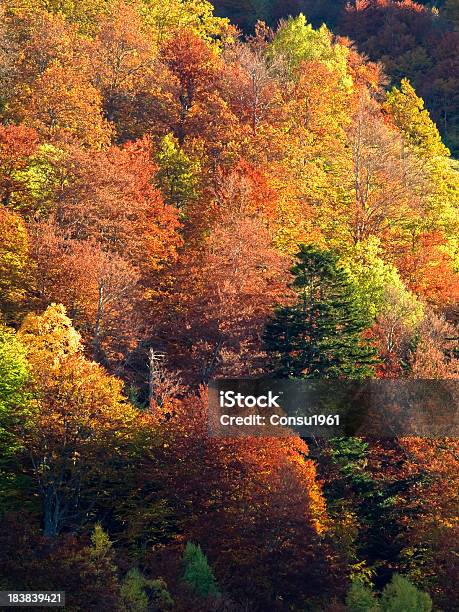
0, 209, 31, 325
10, 144, 66, 218
120, 568, 149, 611
151, 578, 174, 610
120, 569, 175, 611
0, 326, 29, 441
90, 523, 114, 562
264, 245, 379, 379
329, 437, 370, 481
326, 438, 414, 594
139, 0, 232, 46
182, 542, 220, 598
385, 79, 459, 249
0, 326, 31, 509
156, 134, 198, 211
385, 79, 449, 158
343, 239, 424, 326
346, 574, 432, 612
380, 574, 432, 612
346, 579, 379, 612
87, 524, 122, 599
267, 14, 351, 86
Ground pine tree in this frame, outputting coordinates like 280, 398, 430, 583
264, 245, 378, 379
120, 569, 149, 612
182, 542, 220, 598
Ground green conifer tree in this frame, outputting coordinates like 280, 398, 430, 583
264, 245, 378, 379
182, 542, 220, 599
120, 569, 174, 611
120, 569, 149, 612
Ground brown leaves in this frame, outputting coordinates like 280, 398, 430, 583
150, 174, 291, 382
26, 137, 182, 363
92, 0, 156, 130
409, 311, 459, 379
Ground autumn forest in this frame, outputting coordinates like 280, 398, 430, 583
0, 0, 458, 610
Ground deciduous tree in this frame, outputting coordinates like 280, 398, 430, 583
18, 304, 140, 536
0, 207, 32, 323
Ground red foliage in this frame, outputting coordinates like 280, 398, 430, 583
0, 124, 39, 207
140, 392, 346, 608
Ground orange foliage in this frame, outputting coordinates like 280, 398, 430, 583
0, 124, 39, 207
55, 137, 181, 269
23, 60, 113, 148
151, 201, 291, 383
396, 231, 459, 305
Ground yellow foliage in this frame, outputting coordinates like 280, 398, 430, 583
19, 303, 82, 370
0, 207, 32, 323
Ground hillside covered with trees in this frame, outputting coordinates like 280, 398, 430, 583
214, 0, 459, 155
0, 0, 458, 610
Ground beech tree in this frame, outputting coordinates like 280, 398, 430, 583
23, 60, 113, 148
18, 304, 140, 536
142, 392, 343, 609
30, 224, 142, 364
346, 95, 422, 246
385, 79, 449, 159
151, 192, 290, 383
223, 40, 281, 135
156, 133, 199, 209
53, 139, 181, 269
0, 326, 30, 511
0, 124, 39, 208
0, 207, 32, 323
92, 0, 156, 136
267, 13, 351, 85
